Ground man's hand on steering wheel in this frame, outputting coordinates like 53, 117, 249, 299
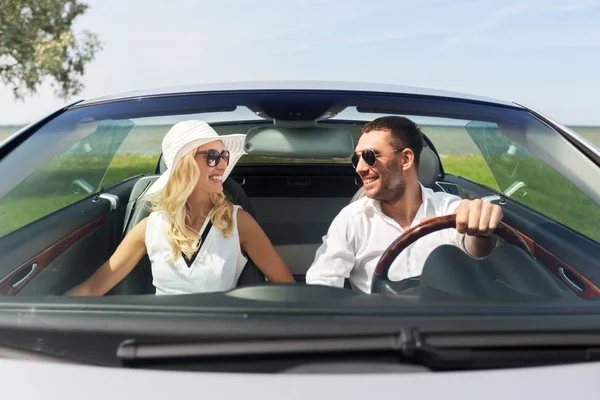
455, 199, 504, 237
371, 204, 532, 294
454, 199, 504, 258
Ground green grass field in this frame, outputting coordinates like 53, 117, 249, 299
2, 152, 599, 243
1, 124, 600, 242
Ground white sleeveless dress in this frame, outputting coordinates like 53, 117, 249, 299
145, 206, 248, 295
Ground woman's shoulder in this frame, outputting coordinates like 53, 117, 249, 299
144, 211, 168, 235
233, 206, 250, 221
126, 216, 150, 245
235, 207, 258, 236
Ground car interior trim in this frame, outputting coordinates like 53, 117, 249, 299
0, 216, 107, 295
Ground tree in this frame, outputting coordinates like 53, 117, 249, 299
0, 0, 102, 100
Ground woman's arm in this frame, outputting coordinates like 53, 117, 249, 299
237, 210, 295, 283
65, 218, 149, 296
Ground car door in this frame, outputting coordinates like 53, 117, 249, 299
463, 120, 600, 295
0, 117, 139, 296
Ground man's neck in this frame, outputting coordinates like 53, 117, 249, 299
380, 182, 423, 231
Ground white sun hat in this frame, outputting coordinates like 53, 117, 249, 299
145, 120, 246, 196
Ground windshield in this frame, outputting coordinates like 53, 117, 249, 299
1, 90, 600, 367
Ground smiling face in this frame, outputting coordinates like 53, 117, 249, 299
355, 129, 413, 204
193, 140, 228, 194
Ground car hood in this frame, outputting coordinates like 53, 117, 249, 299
2, 358, 598, 399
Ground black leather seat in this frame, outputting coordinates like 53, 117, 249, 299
108, 174, 266, 295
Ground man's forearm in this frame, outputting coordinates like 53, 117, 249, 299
464, 235, 497, 258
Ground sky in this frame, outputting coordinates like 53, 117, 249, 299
1, 0, 599, 125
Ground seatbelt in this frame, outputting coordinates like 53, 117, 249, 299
183, 220, 213, 268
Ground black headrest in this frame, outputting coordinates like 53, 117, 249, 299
418, 147, 441, 187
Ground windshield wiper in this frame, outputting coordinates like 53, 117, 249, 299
117, 328, 600, 371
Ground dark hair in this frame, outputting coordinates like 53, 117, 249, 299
361, 116, 424, 167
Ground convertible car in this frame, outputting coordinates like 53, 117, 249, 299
0, 82, 600, 388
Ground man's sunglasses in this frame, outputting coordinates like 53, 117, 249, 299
351, 148, 404, 169
195, 149, 230, 167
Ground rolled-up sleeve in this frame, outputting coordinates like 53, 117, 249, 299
305, 211, 356, 288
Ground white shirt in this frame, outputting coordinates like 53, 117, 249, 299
145, 206, 247, 295
305, 185, 466, 293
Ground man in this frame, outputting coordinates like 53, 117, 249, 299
305, 116, 502, 293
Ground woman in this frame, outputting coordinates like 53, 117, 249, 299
67, 120, 295, 296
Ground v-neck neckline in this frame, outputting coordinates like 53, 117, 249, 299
181, 218, 212, 268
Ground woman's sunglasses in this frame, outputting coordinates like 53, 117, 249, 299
195, 149, 230, 167
351, 148, 404, 169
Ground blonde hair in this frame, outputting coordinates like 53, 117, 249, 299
150, 149, 235, 262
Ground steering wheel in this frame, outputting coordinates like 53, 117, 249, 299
370, 214, 534, 294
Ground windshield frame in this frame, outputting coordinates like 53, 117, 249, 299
1, 89, 600, 318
